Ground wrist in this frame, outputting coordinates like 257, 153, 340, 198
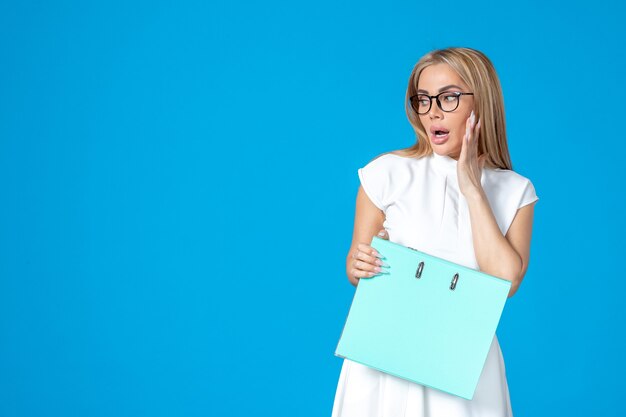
463, 186, 486, 203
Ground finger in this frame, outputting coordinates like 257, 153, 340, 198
460, 116, 471, 161
350, 267, 376, 280
377, 229, 389, 240
459, 130, 467, 162
471, 118, 482, 162
351, 257, 384, 278
473, 118, 481, 149
353, 249, 377, 265
353, 248, 385, 269
465, 115, 477, 159
349, 268, 364, 280
353, 258, 384, 273
357, 242, 384, 259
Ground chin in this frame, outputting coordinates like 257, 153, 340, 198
430, 140, 461, 159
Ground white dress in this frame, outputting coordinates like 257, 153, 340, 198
331, 151, 539, 417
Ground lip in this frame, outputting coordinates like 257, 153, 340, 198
429, 125, 450, 145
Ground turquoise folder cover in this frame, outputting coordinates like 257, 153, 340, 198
335, 236, 511, 400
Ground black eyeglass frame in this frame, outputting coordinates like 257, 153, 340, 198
409, 91, 474, 115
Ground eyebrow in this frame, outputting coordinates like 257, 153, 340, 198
417, 84, 464, 94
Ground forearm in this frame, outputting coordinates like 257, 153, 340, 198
465, 188, 522, 289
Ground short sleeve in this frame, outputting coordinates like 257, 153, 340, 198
357, 154, 393, 211
517, 179, 539, 209
486, 170, 539, 236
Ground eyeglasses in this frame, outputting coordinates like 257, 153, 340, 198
409, 91, 474, 115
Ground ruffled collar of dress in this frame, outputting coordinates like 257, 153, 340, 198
430, 151, 458, 176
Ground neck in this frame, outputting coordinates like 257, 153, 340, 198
430, 151, 458, 176
437, 150, 459, 161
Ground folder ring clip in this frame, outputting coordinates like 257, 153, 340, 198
415, 261, 425, 279
450, 273, 459, 291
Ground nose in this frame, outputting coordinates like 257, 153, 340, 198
428, 97, 443, 119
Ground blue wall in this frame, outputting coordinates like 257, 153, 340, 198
1, 1, 624, 416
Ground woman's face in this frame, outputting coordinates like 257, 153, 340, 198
416, 63, 474, 160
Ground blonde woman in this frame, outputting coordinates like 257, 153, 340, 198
331, 47, 538, 416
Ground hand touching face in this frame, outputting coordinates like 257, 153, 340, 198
457, 110, 487, 198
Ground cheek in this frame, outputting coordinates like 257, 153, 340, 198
453, 119, 468, 140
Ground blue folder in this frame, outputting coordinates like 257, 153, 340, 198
335, 236, 511, 400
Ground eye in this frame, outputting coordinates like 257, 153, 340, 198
441, 92, 460, 102
416, 95, 430, 107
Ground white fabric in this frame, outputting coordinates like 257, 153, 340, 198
332, 151, 539, 417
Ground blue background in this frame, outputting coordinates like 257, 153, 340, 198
1, 1, 624, 416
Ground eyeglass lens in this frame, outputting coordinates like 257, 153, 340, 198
412, 92, 462, 114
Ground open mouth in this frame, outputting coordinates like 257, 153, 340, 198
429, 126, 450, 144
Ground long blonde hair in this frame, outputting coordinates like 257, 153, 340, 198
395, 47, 513, 170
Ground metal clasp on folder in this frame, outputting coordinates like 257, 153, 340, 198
413, 257, 459, 291
415, 261, 424, 279
450, 273, 459, 290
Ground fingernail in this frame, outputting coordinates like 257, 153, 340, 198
374, 266, 381, 273
378, 230, 386, 237
373, 250, 385, 259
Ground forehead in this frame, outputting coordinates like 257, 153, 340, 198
417, 63, 468, 91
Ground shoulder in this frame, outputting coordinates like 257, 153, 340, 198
357, 151, 425, 211
485, 167, 537, 192
358, 152, 408, 190
363, 151, 411, 165
360, 150, 426, 172
359, 151, 427, 185
483, 167, 539, 216
481, 168, 539, 236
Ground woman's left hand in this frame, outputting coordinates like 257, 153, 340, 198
458, 110, 487, 199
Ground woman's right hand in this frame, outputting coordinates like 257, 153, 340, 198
349, 229, 390, 282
